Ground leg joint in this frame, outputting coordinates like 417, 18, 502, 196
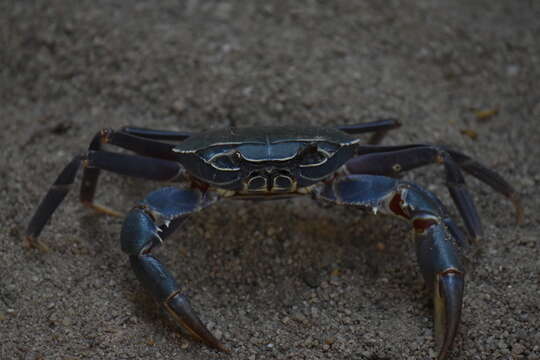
438, 268, 464, 277
412, 213, 441, 234
98, 128, 114, 144
120, 208, 162, 255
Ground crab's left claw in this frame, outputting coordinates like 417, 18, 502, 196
415, 216, 466, 360
434, 271, 464, 360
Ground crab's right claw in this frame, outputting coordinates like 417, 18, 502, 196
164, 291, 229, 352
434, 271, 464, 360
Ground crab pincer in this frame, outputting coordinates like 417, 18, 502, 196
434, 271, 464, 359
130, 254, 228, 352
414, 216, 465, 360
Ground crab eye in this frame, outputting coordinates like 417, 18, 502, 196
210, 153, 240, 171
299, 148, 328, 167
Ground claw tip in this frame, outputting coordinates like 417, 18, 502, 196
434, 271, 464, 360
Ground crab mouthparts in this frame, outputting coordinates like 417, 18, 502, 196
245, 168, 296, 193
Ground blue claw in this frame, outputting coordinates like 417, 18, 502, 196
416, 222, 464, 360
315, 175, 466, 360
120, 187, 224, 351
435, 271, 464, 360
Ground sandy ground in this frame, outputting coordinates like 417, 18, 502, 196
1, 1, 539, 359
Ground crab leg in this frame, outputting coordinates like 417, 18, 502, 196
25, 151, 185, 249
345, 146, 481, 240
25, 156, 83, 251
80, 128, 180, 210
353, 144, 522, 221
445, 149, 523, 223
315, 175, 465, 360
337, 118, 401, 144
120, 187, 227, 351
120, 126, 192, 141
345, 145, 521, 241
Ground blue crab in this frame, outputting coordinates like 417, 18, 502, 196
26, 119, 521, 359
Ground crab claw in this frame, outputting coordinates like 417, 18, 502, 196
433, 270, 464, 360
413, 215, 465, 360
164, 292, 229, 352
129, 253, 228, 352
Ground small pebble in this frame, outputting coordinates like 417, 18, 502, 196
171, 99, 186, 113
512, 343, 525, 355
324, 336, 336, 345
292, 312, 308, 324
507, 64, 520, 76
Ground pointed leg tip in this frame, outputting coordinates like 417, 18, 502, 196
510, 194, 524, 225
23, 235, 49, 252
82, 201, 123, 217
22, 235, 33, 248
469, 234, 482, 245
213, 341, 230, 353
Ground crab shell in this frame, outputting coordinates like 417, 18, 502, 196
172, 125, 359, 191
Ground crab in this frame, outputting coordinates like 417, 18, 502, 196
26, 119, 522, 360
